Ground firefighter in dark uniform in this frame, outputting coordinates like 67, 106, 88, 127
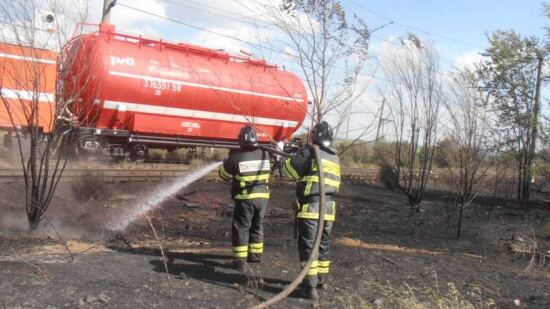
218, 125, 271, 271
284, 121, 340, 299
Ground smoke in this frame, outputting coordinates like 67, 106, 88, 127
0, 211, 29, 232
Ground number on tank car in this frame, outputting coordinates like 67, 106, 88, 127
110, 56, 135, 66
144, 79, 182, 92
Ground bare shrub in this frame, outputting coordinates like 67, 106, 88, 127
383, 35, 443, 211
509, 230, 550, 275
72, 170, 112, 201
380, 163, 398, 190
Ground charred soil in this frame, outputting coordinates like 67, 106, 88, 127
0, 177, 549, 308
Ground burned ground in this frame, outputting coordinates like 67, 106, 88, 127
0, 177, 549, 308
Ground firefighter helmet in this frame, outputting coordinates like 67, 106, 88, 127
311, 121, 333, 147
238, 125, 259, 148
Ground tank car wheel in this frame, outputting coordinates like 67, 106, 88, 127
129, 143, 148, 162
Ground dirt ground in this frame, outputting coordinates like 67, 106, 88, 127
0, 175, 549, 308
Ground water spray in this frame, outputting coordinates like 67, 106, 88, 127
108, 161, 222, 231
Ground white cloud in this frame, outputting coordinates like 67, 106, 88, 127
191, 24, 278, 55
112, 0, 166, 25
454, 51, 484, 71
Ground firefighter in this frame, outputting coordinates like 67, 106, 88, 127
218, 125, 271, 272
284, 121, 341, 299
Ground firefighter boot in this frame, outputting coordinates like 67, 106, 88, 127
301, 287, 318, 300
317, 275, 328, 290
231, 259, 249, 273
248, 253, 262, 263
301, 275, 318, 299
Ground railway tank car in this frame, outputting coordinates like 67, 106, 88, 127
61, 24, 308, 160
0, 43, 57, 135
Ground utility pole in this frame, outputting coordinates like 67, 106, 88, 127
345, 108, 351, 140
375, 98, 386, 143
101, 0, 116, 23
524, 52, 544, 200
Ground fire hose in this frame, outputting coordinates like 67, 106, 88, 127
248, 144, 326, 308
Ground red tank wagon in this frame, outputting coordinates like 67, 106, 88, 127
62, 24, 308, 160
0, 43, 57, 134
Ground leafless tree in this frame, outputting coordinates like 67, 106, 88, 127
0, 0, 88, 230
262, 0, 370, 129
441, 70, 496, 239
383, 34, 442, 211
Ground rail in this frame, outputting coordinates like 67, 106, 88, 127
0, 166, 376, 183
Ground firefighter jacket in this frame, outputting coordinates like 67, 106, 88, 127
219, 147, 271, 200
284, 145, 341, 221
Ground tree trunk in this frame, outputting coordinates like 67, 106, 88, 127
456, 203, 464, 240
522, 54, 543, 200
517, 161, 523, 200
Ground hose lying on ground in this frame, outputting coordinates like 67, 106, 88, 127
248, 144, 326, 309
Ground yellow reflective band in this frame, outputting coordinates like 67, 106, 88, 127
249, 243, 264, 253
311, 159, 341, 177
300, 261, 319, 276
318, 260, 330, 267
317, 267, 329, 274
318, 260, 330, 273
234, 251, 248, 258
297, 212, 336, 221
235, 174, 270, 182
234, 192, 270, 199
219, 166, 232, 180
296, 203, 336, 221
233, 245, 248, 258
236, 174, 270, 188
249, 243, 264, 249
300, 176, 341, 188
284, 159, 300, 180
233, 246, 248, 252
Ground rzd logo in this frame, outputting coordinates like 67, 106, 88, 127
110, 56, 135, 66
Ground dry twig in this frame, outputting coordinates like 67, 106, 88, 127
146, 216, 172, 297
43, 215, 74, 260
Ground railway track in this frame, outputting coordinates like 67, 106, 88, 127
0, 166, 382, 183
0, 166, 195, 183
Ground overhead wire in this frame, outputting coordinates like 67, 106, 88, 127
172, 0, 464, 66
346, 0, 485, 49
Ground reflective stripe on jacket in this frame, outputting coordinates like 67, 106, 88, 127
297, 201, 336, 221
219, 148, 271, 199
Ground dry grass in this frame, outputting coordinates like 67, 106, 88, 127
335, 237, 486, 259
336, 276, 497, 309
508, 229, 550, 277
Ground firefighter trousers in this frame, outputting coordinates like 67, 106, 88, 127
298, 216, 333, 288
232, 198, 267, 261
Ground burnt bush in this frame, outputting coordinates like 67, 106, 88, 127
72, 170, 112, 201
379, 162, 399, 190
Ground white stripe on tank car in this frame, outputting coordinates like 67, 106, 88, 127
0, 53, 57, 65
108, 70, 304, 103
0, 88, 55, 102
102, 100, 299, 128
